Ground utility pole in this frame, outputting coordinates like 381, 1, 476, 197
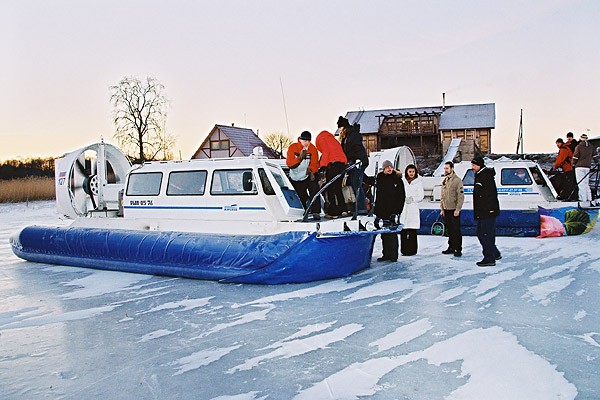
516, 109, 524, 155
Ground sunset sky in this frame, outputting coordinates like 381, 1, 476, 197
2, 0, 599, 161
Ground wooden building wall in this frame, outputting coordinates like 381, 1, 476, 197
194, 127, 243, 159
441, 128, 491, 160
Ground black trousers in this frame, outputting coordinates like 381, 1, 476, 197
381, 233, 398, 260
477, 216, 501, 262
400, 228, 418, 256
290, 176, 321, 213
443, 210, 462, 252
325, 162, 346, 216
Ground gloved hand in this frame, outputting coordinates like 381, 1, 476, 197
299, 149, 307, 160
405, 197, 413, 204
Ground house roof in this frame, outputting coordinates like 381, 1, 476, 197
343, 103, 495, 134
195, 124, 278, 158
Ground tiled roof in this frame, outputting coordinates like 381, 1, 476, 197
214, 125, 278, 158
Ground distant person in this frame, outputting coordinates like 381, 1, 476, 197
471, 157, 501, 267
566, 132, 578, 154
286, 130, 321, 220
440, 161, 464, 257
400, 164, 424, 256
315, 130, 348, 219
552, 138, 575, 200
573, 133, 594, 206
374, 160, 405, 262
337, 116, 369, 215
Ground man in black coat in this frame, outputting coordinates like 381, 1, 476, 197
374, 160, 405, 262
338, 116, 369, 214
471, 157, 501, 267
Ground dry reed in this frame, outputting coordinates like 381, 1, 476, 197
0, 177, 55, 203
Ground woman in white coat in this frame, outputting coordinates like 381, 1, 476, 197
400, 164, 424, 256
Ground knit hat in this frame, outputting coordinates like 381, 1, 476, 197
580, 133, 588, 140
471, 156, 485, 168
299, 131, 312, 141
382, 160, 393, 170
337, 116, 350, 128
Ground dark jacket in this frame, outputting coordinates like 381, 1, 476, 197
567, 139, 578, 154
573, 140, 594, 168
341, 124, 369, 168
473, 167, 500, 220
374, 170, 405, 219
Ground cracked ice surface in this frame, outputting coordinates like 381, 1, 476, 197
0, 201, 599, 399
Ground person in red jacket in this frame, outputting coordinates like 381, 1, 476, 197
286, 131, 321, 219
315, 130, 347, 218
552, 138, 576, 200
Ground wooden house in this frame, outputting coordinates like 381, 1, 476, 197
192, 124, 278, 159
342, 103, 495, 159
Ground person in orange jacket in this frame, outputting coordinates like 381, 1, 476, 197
552, 138, 576, 200
315, 130, 347, 218
286, 131, 321, 219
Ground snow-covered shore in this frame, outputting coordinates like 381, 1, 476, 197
1, 201, 598, 399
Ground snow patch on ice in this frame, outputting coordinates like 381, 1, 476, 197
233, 279, 372, 308
229, 323, 363, 373
196, 305, 275, 338
173, 345, 242, 375
524, 275, 575, 305
574, 310, 587, 321
435, 286, 468, 303
211, 392, 267, 400
0, 305, 119, 330
529, 254, 589, 280
341, 278, 412, 303
470, 269, 525, 297
476, 290, 500, 303
579, 333, 600, 348
295, 327, 577, 400
369, 318, 433, 353
140, 297, 214, 314
60, 270, 152, 299
138, 329, 182, 343
259, 321, 338, 351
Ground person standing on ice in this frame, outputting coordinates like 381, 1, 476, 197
337, 116, 369, 215
315, 130, 348, 219
374, 160, 405, 262
471, 156, 502, 267
399, 164, 424, 256
572, 133, 594, 206
286, 130, 321, 220
440, 161, 464, 257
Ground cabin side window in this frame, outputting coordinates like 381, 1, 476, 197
167, 170, 207, 196
501, 168, 533, 185
462, 169, 475, 186
211, 169, 257, 195
258, 168, 276, 195
126, 172, 163, 196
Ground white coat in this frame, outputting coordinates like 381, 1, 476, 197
400, 176, 424, 229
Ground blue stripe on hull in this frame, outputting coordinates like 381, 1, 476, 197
10, 226, 378, 284
418, 209, 541, 237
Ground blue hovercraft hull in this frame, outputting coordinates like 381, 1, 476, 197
10, 226, 378, 284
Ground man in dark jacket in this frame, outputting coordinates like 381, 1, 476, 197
566, 132, 578, 154
471, 157, 501, 267
338, 116, 369, 215
374, 160, 405, 262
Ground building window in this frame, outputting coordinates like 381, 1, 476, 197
211, 140, 230, 151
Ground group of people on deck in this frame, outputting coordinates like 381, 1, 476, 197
553, 132, 595, 205
285, 116, 369, 220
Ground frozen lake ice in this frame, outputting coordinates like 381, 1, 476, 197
1, 201, 598, 399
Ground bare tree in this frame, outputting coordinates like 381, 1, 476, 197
110, 76, 175, 162
263, 131, 294, 159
